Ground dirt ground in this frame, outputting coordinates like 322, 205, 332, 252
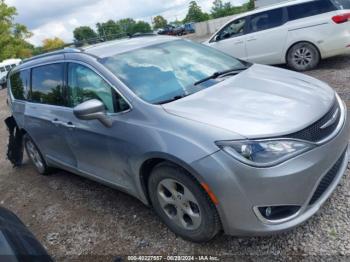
0, 55, 350, 261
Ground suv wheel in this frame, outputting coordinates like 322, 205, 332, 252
24, 134, 51, 175
148, 162, 221, 242
287, 42, 320, 71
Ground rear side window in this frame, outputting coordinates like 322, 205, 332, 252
331, 0, 350, 9
10, 70, 29, 100
0, 67, 5, 73
287, 0, 336, 21
249, 8, 284, 33
31, 63, 65, 106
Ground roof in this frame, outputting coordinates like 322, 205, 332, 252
238, 0, 316, 17
83, 35, 177, 58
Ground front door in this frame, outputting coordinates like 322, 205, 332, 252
60, 62, 133, 189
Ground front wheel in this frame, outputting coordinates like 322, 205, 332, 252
287, 42, 320, 71
148, 162, 221, 242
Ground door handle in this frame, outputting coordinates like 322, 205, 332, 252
234, 41, 244, 45
247, 38, 257, 42
51, 119, 63, 126
61, 122, 76, 129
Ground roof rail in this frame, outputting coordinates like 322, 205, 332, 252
22, 47, 82, 64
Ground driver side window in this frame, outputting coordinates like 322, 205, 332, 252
217, 18, 246, 41
67, 63, 129, 113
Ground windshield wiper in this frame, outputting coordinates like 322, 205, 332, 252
156, 95, 187, 105
194, 66, 249, 86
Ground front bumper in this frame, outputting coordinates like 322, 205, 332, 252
192, 104, 350, 236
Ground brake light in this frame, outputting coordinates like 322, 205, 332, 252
332, 13, 350, 24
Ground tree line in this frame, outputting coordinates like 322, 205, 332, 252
0, 0, 255, 60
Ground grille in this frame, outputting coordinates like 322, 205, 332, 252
309, 150, 346, 205
285, 100, 341, 142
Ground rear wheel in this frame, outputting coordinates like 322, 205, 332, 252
148, 162, 221, 242
287, 42, 320, 71
24, 134, 51, 175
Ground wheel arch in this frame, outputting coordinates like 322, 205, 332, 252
138, 153, 207, 206
285, 40, 322, 64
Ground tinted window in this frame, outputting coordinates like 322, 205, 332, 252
31, 63, 65, 106
10, 70, 29, 100
218, 18, 246, 40
249, 8, 284, 33
331, 0, 350, 9
0, 67, 5, 73
5, 65, 11, 71
68, 63, 129, 113
11, 64, 16, 68
287, 0, 336, 21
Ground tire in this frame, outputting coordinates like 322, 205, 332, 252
148, 162, 221, 242
23, 134, 51, 175
286, 42, 320, 71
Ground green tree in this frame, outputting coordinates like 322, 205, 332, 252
153, 15, 167, 29
73, 26, 98, 44
117, 18, 136, 35
42, 37, 65, 52
184, 1, 210, 23
133, 21, 152, 34
0, 0, 33, 60
96, 20, 123, 40
246, 0, 255, 10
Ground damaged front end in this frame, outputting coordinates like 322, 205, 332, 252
4, 116, 24, 167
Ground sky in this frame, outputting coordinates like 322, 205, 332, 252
6, 0, 247, 46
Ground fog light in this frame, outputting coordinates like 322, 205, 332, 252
257, 205, 300, 221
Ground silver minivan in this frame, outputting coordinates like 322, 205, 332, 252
7, 36, 350, 242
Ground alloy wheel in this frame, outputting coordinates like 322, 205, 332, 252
292, 47, 313, 68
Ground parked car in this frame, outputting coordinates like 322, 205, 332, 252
173, 25, 186, 36
6, 36, 349, 242
184, 22, 196, 34
0, 59, 21, 89
204, 0, 350, 71
157, 25, 176, 35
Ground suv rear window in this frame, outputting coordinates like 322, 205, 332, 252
331, 0, 350, 9
31, 63, 65, 106
287, 0, 337, 21
10, 70, 30, 100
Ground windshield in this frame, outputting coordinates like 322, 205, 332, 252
100, 40, 246, 104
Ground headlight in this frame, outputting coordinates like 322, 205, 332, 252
216, 139, 314, 167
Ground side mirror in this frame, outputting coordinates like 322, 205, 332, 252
73, 99, 113, 128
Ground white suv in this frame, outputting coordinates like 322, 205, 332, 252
205, 0, 350, 71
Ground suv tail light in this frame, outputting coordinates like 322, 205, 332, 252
332, 13, 350, 24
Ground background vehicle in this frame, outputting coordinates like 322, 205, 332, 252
157, 25, 176, 35
0, 59, 21, 89
205, 0, 350, 71
184, 22, 196, 34
0, 207, 52, 260
6, 37, 349, 243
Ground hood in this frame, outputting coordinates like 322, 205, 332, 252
162, 64, 335, 139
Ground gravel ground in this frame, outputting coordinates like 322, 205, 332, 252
0, 55, 350, 261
